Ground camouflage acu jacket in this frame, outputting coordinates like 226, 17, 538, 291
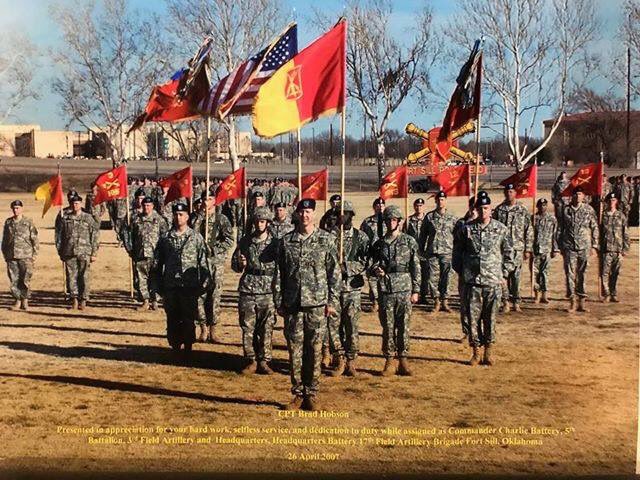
360, 214, 386, 245
277, 227, 341, 311
404, 214, 426, 251
600, 210, 630, 253
336, 227, 369, 292
191, 210, 234, 266
124, 210, 169, 260
452, 219, 516, 287
268, 218, 294, 239
421, 209, 457, 256
231, 233, 280, 296
55, 211, 99, 259
533, 212, 559, 255
492, 202, 533, 252
2, 216, 39, 260
369, 233, 421, 294
556, 203, 599, 252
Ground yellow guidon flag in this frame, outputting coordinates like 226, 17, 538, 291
252, 20, 346, 138
34, 174, 63, 217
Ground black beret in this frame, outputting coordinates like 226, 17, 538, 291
573, 186, 584, 194
373, 197, 385, 206
274, 202, 287, 209
67, 189, 78, 199
475, 194, 491, 207
605, 192, 617, 201
10, 200, 23, 208
172, 203, 189, 213
252, 191, 264, 198
503, 183, 516, 191
70, 194, 83, 202
414, 198, 425, 205
330, 194, 342, 202
142, 196, 154, 205
536, 198, 548, 206
200, 190, 213, 200
435, 191, 447, 199
296, 198, 316, 211
135, 188, 146, 197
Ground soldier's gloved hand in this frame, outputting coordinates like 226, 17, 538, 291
325, 305, 337, 316
410, 293, 419, 304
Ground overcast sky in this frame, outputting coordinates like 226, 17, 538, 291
0, 0, 633, 140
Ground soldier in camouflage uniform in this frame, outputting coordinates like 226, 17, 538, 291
269, 202, 294, 239
421, 192, 457, 312
55, 194, 100, 310
360, 197, 386, 312
452, 192, 515, 367
532, 198, 559, 304
492, 183, 533, 312
404, 198, 427, 304
600, 192, 630, 303
191, 192, 234, 343
615, 175, 633, 217
84, 183, 104, 224
319, 194, 342, 231
369, 205, 421, 376
152, 203, 211, 357
232, 207, 280, 375
552, 171, 570, 220
278, 199, 340, 411
556, 186, 599, 313
2, 200, 39, 310
121, 197, 169, 311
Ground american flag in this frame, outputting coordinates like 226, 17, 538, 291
201, 24, 297, 119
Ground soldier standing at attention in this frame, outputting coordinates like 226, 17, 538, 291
269, 202, 294, 239
600, 192, 630, 303
421, 192, 457, 312
492, 183, 533, 313
278, 199, 340, 411
552, 171, 569, 220
2, 200, 39, 311
319, 194, 342, 231
121, 197, 169, 311
232, 207, 280, 375
191, 192, 234, 343
153, 203, 211, 357
556, 186, 599, 313
55, 194, 100, 310
404, 198, 427, 304
532, 199, 558, 304
369, 205, 421, 376
452, 193, 515, 366
360, 197, 386, 312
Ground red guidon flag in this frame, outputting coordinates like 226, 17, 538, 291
499, 163, 537, 198
297, 169, 328, 201
93, 165, 128, 205
431, 164, 470, 197
379, 165, 408, 200
560, 162, 604, 197
215, 168, 246, 205
159, 166, 193, 204
34, 174, 63, 217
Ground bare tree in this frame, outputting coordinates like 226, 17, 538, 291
567, 88, 625, 113
167, 0, 286, 171
50, 0, 173, 164
0, 30, 39, 124
315, 0, 438, 183
449, 0, 599, 171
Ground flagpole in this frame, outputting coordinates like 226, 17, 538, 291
297, 127, 302, 205
530, 164, 537, 299
339, 109, 346, 263
473, 112, 482, 197
404, 162, 409, 221
58, 162, 66, 296
598, 151, 604, 299
126, 197, 133, 299
205, 117, 211, 245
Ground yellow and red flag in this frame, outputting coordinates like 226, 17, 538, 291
215, 168, 246, 205
159, 166, 193, 204
379, 165, 408, 200
252, 20, 346, 138
499, 163, 537, 198
432, 164, 470, 197
560, 162, 603, 197
297, 169, 328, 201
93, 165, 128, 205
34, 174, 63, 217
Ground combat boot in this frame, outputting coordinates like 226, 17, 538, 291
240, 360, 257, 375
469, 346, 481, 366
601, 295, 610, 303
512, 302, 522, 313
566, 297, 577, 313
284, 396, 304, 411
433, 299, 441, 313
381, 357, 396, 376
78, 300, 87, 310
303, 396, 320, 412
441, 299, 452, 313
611, 295, 620, 303
329, 355, 345, 377
397, 357, 413, 376
540, 291, 550, 304
10, 300, 21, 311
21, 299, 29, 311
70, 298, 79, 310
137, 300, 150, 311
344, 358, 358, 377
207, 325, 222, 343
534, 291, 541, 304
577, 297, 590, 313
482, 344, 495, 366
151, 300, 158, 310
197, 324, 207, 342
321, 345, 332, 368
257, 361, 274, 375
500, 301, 511, 313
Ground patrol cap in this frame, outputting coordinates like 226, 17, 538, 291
383, 205, 403, 220
373, 197, 385, 207
414, 197, 425, 205
252, 207, 273, 222
605, 192, 618, 201
135, 187, 146, 197
296, 198, 316, 211
572, 186, 584, 194
536, 198, 548, 207
503, 183, 516, 191
10, 200, 23, 208
330, 194, 342, 202
142, 196, 154, 205
172, 202, 189, 213
342, 200, 355, 213
435, 191, 447, 199
274, 202, 287, 209
475, 193, 491, 207
69, 194, 83, 203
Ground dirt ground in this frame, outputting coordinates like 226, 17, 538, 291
0, 190, 637, 477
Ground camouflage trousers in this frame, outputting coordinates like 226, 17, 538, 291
533, 253, 551, 293
198, 264, 225, 326
324, 290, 361, 360
163, 288, 198, 348
367, 276, 380, 304
501, 250, 524, 303
427, 254, 452, 300
458, 278, 469, 336
601, 252, 623, 297
379, 291, 412, 358
7, 259, 33, 300
464, 284, 501, 346
64, 256, 91, 300
133, 258, 156, 301
285, 306, 326, 398
563, 249, 589, 298
238, 293, 276, 361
